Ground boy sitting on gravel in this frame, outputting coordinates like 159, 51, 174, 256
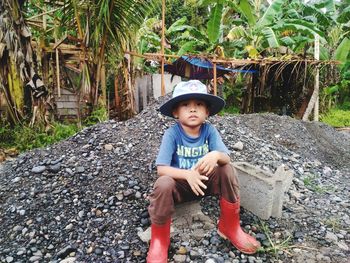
147, 80, 260, 262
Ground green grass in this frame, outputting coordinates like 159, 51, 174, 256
0, 122, 80, 152
320, 108, 350, 127
302, 173, 334, 193
257, 221, 293, 257
219, 106, 240, 116
0, 107, 108, 153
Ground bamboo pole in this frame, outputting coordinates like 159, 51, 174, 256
302, 34, 320, 121
55, 48, 61, 97
314, 34, 320, 121
213, 62, 217, 95
160, 0, 165, 96
54, 21, 61, 97
114, 74, 121, 118
126, 51, 340, 66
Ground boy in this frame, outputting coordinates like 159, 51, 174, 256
147, 80, 260, 263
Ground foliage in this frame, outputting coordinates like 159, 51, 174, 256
321, 108, 350, 127
257, 221, 293, 256
0, 122, 80, 152
222, 106, 240, 115
83, 106, 108, 126
0, 106, 108, 153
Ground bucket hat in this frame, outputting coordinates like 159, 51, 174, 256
159, 80, 225, 118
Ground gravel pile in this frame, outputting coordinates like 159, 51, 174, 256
0, 97, 349, 263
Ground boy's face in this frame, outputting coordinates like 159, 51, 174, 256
172, 99, 209, 128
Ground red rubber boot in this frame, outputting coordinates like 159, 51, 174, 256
146, 218, 171, 263
218, 197, 261, 254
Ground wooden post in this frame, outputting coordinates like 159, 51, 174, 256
302, 34, 320, 121
314, 34, 320, 121
55, 48, 61, 97
114, 74, 121, 118
161, 0, 165, 96
213, 62, 217, 95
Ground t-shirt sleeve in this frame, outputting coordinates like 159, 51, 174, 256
208, 125, 230, 154
156, 129, 176, 166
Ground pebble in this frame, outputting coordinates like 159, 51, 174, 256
31, 165, 46, 173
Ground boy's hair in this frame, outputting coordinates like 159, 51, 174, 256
159, 80, 225, 118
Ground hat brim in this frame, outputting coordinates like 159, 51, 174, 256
159, 93, 225, 118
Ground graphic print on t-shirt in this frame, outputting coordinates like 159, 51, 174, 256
176, 140, 209, 169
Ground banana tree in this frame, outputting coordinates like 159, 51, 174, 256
0, 0, 34, 124
226, 0, 326, 58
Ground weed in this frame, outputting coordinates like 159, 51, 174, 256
83, 107, 108, 126
322, 218, 342, 232
257, 221, 319, 258
257, 221, 293, 256
302, 173, 334, 193
320, 108, 350, 127
1, 122, 80, 152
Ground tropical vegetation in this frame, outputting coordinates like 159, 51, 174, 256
0, 0, 349, 155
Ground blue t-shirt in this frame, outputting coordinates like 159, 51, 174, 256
156, 122, 230, 169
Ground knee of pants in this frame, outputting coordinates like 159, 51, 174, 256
218, 163, 237, 181
154, 175, 176, 193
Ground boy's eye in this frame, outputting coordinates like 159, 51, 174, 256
197, 102, 203, 106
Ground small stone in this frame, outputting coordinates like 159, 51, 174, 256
104, 144, 113, 151
12, 177, 21, 183
29, 256, 42, 262
86, 246, 94, 254
78, 210, 84, 218
32, 166, 46, 173
95, 247, 103, 255
177, 246, 187, 255
325, 231, 338, 242
57, 245, 76, 259
232, 141, 244, 151
49, 163, 61, 173
6, 256, 14, 263
75, 167, 85, 173
95, 209, 102, 216
59, 257, 76, 263
173, 254, 187, 262
337, 241, 349, 251
65, 223, 74, 231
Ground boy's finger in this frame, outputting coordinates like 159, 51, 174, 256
200, 175, 209, 181
196, 186, 205, 196
191, 186, 199, 196
205, 167, 213, 176
198, 181, 207, 189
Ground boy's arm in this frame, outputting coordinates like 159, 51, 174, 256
157, 165, 209, 196
194, 150, 230, 176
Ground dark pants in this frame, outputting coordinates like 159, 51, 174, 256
148, 163, 240, 225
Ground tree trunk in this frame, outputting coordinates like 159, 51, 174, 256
0, 0, 35, 124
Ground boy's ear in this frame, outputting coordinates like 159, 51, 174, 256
172, 108, 178, 118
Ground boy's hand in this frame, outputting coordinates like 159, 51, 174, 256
194, 151, 219, 176
186, 170, 208, 196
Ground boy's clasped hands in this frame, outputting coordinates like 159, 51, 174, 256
186, 151, 220, 196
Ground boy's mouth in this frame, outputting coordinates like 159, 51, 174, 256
189, 115, 198, 119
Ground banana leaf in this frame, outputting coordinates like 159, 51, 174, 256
207, 2, 223, 44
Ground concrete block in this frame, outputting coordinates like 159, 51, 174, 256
137, 201, 214, 243
232, 162, 294, 220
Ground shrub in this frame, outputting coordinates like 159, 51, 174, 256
320, 108, 350, 127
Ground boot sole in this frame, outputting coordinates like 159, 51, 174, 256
217, 229, 258, 255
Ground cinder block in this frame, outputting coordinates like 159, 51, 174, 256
232, 162, 293, 220
137, 201, 215, 243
